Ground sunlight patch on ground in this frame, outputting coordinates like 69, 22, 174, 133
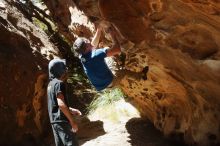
88, 98, 140, 124
81, 98, 140, 146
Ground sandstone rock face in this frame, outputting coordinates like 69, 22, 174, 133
43, 0, 76, 42
1, 0, 220, 145
44, 0, 220, 145
43, 0, 95, 42
0, 1, 58, 145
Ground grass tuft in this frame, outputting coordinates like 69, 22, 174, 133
87, 88, 125, 114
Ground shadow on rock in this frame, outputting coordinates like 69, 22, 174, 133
126, 118, 186, 146
77, 116, 106, 145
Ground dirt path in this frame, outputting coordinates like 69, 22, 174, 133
77, 99, 185, 146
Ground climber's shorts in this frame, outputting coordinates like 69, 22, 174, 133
107, 75, 121, 89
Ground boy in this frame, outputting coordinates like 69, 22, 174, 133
47, 58, 81, 146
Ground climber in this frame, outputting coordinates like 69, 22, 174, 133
72, 23, 121, 91
47, 58, 82, 146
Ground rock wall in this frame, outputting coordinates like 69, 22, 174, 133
0, 1, 58, 145
1, 0, 220, 145
108, 1, 220, 145
43, 0, 220, 145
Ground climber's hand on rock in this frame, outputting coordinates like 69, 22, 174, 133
69, 107, 82, 116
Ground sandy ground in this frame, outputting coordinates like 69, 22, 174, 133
77, 99, 185, 146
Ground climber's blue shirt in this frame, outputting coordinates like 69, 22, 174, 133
80, 48, 113, 91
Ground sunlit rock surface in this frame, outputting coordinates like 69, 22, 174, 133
0, 1, 58, 145
44, 0, 220, 145
0, 0, 220, 145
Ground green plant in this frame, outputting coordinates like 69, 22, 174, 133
67, 72, 89, 84
33, 16, 57, 33
87, 88, 125, 113
33, 17, 48, 32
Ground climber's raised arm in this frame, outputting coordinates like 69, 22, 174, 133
106, 26, 121, 57
91, 27, 102, 48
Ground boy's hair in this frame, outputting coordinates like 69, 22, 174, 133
48, 58, 66, 80
72, 37, 88, 55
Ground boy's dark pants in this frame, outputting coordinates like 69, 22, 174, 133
51, 122, 79, 146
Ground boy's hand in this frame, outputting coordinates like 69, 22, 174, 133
70, 121, 78, 133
